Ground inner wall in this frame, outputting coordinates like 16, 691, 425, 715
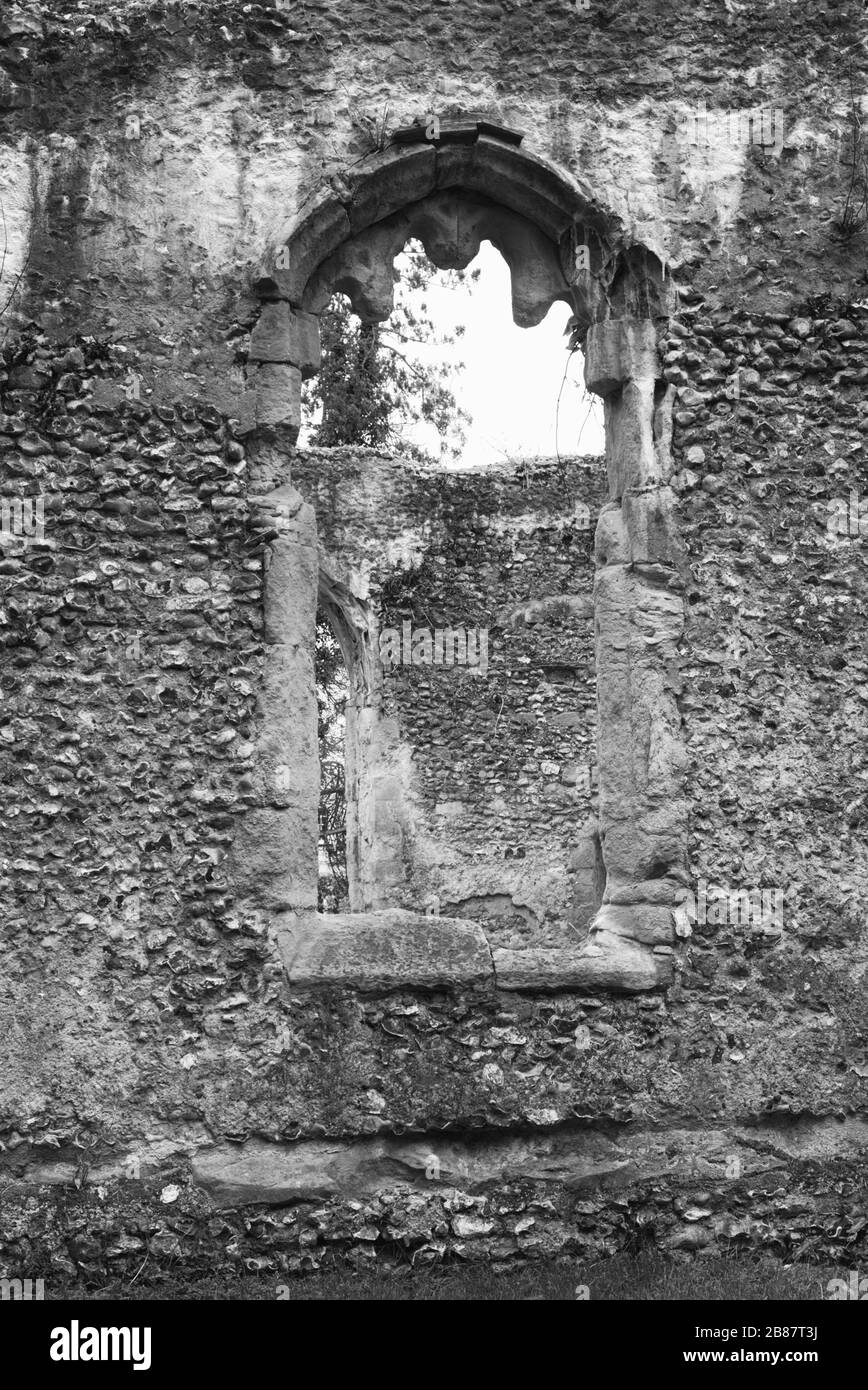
294, 448, 604, 948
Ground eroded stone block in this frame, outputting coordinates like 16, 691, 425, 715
276, 909, 494, 991
584, 318, 659, 397
249, 302, 321, 376
621, 486, 686, 568
589, 902, 675, 946
253, 189, 351, 302
493, 938, 668, 992
252, 362, 301, 431
345, 143, 437, 234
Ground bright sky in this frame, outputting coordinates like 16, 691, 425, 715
392, 240, 605, 468
300, 238, 606, 465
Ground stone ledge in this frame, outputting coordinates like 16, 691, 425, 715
493, 935, 670, 992
190, 1130, 741, 1206
275, 909, 494, 992
274, 910, 674, 994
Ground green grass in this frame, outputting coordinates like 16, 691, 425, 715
53, 1254, 842, 1301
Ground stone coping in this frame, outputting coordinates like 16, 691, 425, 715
274, 908, 673, 994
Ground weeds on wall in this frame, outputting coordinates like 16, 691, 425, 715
835, 78, 868, 240
351, 100, 392, 155
0, 197, 28, 347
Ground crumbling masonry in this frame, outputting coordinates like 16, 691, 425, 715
1, 0, 867, 1281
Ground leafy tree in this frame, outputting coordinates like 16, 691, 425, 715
302, 239, 476, 462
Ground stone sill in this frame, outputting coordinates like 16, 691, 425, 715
275, 909, 672, 995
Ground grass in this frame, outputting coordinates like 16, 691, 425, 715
51, 1253, 843, 1301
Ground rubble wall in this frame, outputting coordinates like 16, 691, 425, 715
0, 0, 867, 1283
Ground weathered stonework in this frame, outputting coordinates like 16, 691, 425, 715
243, 139, 684, 994
1, 0, 867, 1286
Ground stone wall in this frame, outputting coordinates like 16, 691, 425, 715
1, 0, 868, 1284
290, 449, 603, 947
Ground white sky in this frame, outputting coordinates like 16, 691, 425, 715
301, 238, 606, 465
392, 240, 605, 467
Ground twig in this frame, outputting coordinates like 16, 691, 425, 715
493, 695, 504, 735
837, 67, 868, 239
555, 345, 579, 464
0, 196, 29, 328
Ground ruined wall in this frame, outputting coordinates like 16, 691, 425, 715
292, 450, 602, 945
1, 0, 868, 1285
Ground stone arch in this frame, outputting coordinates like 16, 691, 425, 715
245, 130, 672, 437
246, 128, 689, 995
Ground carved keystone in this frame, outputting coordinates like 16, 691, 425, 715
584, 319, 659, 397
435, 136, 591, 242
